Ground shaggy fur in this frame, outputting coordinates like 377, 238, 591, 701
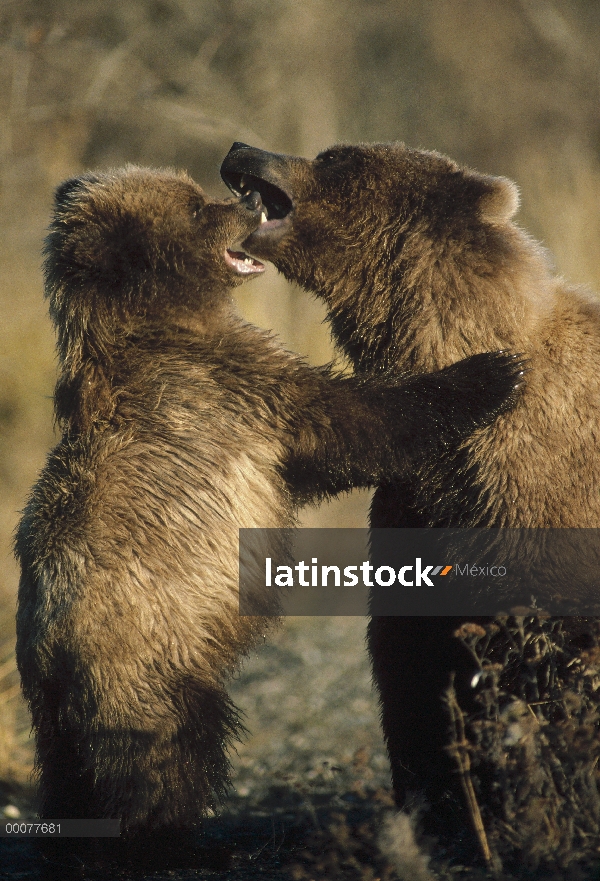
14, 166, 521, 835
221, 142, 600, 810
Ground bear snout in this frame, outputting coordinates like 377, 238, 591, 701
221, 145, 295, 221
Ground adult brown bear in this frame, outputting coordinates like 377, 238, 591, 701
15, 166, 521, 847
221, 142, 600, 815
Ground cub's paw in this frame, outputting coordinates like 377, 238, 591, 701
435, 350, 527, 431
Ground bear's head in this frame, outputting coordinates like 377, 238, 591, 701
46, 166, 266, 366
221, 143, 530, 371
221, 142, 519, 286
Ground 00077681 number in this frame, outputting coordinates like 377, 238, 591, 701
4, 822, 60, 834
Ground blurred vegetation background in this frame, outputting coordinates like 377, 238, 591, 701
1, 0, 600, 783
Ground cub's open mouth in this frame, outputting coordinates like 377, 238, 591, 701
222, 173, 293, 227
224, 249, 265, 276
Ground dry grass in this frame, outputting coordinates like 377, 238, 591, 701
0, 609, 33, 789
446, 616, 600, 876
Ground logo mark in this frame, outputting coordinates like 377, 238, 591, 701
397, 560, 453, 587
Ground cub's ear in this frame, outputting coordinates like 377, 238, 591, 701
54, 174, 100, 209
477, 174, 520, 224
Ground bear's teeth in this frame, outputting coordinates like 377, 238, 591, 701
260, 210, 268, 224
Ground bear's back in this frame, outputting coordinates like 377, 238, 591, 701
16, 328, 294, 696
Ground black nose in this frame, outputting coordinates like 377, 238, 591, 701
241, 190, 263, 212
230, 142, 252, 153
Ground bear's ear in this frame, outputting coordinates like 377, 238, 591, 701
54, 174, 100, 209
477, 175, 520, 224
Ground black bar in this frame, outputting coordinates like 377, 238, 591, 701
239, 528, 600, 616
0, 819, 120, 837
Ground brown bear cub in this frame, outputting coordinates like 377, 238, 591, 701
15, 167, 522, 842
221, 143, 600, 814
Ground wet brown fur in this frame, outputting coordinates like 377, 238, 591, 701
220, 142, 600, 812
14, 166, 522, 835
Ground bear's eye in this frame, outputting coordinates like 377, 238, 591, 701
317, 150, 338, 166
191, 203, 203, 219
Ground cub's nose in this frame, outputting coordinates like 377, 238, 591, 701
230, 141, 252, 153
241, 190, 263, 213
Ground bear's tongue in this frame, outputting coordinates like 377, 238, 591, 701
224, 249, 265, 275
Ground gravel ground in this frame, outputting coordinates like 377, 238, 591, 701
229, 616, 390, 798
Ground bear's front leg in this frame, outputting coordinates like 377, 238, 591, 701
283, 351, 525, 502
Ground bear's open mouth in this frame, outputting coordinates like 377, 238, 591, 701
223, 173, 293, 226
224, 249, 266, 276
